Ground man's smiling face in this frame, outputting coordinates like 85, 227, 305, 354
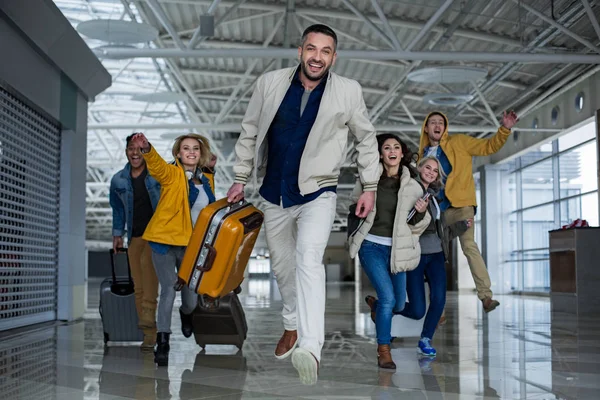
298, 32, 336, 82
425, 114, 446, 143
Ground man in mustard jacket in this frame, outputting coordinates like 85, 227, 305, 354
418, 111, 518, 313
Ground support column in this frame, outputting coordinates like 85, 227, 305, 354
57, 90, 88, 321
478, 163, 511, 295
595, 109, 600, 218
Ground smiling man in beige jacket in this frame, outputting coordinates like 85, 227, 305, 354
227, 24, 379, 385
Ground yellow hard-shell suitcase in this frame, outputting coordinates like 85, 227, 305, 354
177, 198, 264, 299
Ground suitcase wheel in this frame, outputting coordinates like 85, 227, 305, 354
103, 332, 109, 345
233, 286, 242, 294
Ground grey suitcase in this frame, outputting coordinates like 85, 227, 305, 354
99, 248, 143, 345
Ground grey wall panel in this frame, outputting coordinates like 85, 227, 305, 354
0, 17, 61, 121
0, 0, 111, 99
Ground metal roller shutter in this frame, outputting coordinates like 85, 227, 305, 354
0, 86, 60, 331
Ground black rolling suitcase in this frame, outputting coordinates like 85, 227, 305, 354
99, 248, 143, 345
192, 292, 247, 349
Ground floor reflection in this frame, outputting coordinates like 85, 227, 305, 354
0, 258, 599, 399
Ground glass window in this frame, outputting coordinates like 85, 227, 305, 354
575, 92, 584, 113
508, 173, 517, 211
559, 140, 597, 197
522, 260, 550, 291
551, 106, 560, 125
521, 159, 554, 208
522, 204, 554, 251
503, 158, 518, 173
520, 141, 553, 169
560, 192, 599, 227
521, 203, 553, 291
558, 122, 595, 152
500, 121, 597, 294
508, 212, 519, 259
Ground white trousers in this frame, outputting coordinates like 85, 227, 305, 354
261, 192, 337, 362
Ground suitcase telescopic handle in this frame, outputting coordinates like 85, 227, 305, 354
109, 248, 133, 285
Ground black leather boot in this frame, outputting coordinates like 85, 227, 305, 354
154, 332, 170, 367
180, 309, 193, 338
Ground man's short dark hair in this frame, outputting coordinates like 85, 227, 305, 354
301, 24, 338, 50
125, 133, 136, 147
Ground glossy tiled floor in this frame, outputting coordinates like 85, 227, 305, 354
1, 274, 599, 399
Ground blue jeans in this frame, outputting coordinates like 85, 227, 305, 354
358, 240, 406, 345
397, 251, 446, 340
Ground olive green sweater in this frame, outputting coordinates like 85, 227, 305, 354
369, 176, 400, 237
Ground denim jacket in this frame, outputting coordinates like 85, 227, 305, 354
109, 163, 161, 241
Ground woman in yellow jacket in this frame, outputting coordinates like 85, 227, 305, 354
131, 132, 215, 367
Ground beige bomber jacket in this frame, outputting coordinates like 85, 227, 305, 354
348, 165, 431, 274
233, 66, 380, 194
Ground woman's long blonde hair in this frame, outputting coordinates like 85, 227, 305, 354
171, 133, 213, 168
417, 156, 445, 190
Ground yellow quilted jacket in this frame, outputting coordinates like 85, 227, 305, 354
141, 146, 193, 246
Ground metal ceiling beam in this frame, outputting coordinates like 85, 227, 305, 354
511, 0, 600, 54
214, 14, 283, 123
295, 14, 409, 70
494, 64, 574, 115
470, 81, 499, 128
188, 0, 246, 49
146, 0, 186, 49
516, 65, 600, 117
451, 3, 587, 118
369, 0, 402, 50
581, 0, 600, 43
340, 0, 396, 49
476, 65, 600, 138
175, 66, 526, 89
123, 0, 214, 126
155, 0, 532, 48
164, 10, 277, 39
367, 0, 478, 121
88, 121, 562, 133
95, 47, 600, 64
281, 0, 296, 69
100, 88, 430, 103
405, 0, 455, 51
399, 100, 416, 125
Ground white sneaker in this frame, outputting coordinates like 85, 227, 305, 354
291, 348, 319, 385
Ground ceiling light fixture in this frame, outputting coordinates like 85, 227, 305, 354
407, 66, 488, 83
141, 111, 177, 118
77, 19, 158, 44
423, 93, 475, 106
131, 92, 189, 103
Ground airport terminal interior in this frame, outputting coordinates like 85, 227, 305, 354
2, 0, 600, 399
